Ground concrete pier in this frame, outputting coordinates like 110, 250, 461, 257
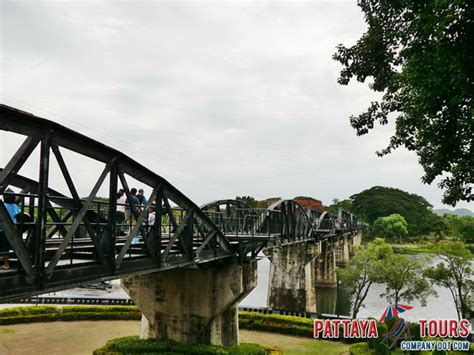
122, 260, 257, 345
335, 236, 350, 267
264, 241, 319, 312
314, 241, 337, 288
348, 232, 362, 256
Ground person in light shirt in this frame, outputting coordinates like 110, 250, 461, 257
148, 207, 155, 226
116, 189, 127, 235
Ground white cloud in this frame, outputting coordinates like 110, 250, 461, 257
0, 0, 471, 210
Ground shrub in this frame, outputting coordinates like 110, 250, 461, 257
93, 336, 267, 355
0, 305, 141, 325
60, 306, 139, 314
0, 305, 60, 318
239, 312, 313, 338
226, 343, 267, 355
367, 321, 388, 354
349, 342, 373, 355
59, 312, 140, 322
0, 313, 60, 325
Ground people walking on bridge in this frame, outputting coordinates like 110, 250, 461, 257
0, 189, 21, 270
137, 188, 147, 205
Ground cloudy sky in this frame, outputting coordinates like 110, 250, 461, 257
0, 0, 471, 210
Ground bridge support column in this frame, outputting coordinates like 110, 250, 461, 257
121, 260, 257, 345
335, 237, 350, 267
315, 241, 337, 288
353, 233, 362, 247
348, 232, 362, 257
264, 241, 319, 312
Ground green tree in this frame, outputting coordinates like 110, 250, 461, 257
443, 215, 474, 243
235, 196, 257, 208
338, 238, 393, 318
327, 199, 353, 215
373, 213, 409, 243
333, 1, 473, 206
425, 242, 473, 320
376, 253, 435, 306
428, 214, 450, 240
350, 186, 438, 235
256, 197, 282, 208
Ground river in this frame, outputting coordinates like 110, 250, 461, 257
30, 254, 461, 322
240, 256, 460, 321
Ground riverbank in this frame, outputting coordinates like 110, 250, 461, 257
391, 242, 438, 254
391, 241, 474, 254
0, 321, 350, 354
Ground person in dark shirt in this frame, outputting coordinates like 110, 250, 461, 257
137, 188, 147, 205
127, 189, 141, 243
125, 188, 140, 219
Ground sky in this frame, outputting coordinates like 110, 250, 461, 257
0, 0, 471, 210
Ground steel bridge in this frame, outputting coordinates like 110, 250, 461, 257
0, 104, 360, 302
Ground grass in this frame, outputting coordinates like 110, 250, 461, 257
394, 241, 474, 254
0, 321, 351, 354
392, 240, 447, 254
396, 244, 438, 254
1, 306, 428, 354
0, 328, 15, 334
235, 329, 350, 354
0, 307, 352, 354
0, 320, 140, 354
0, 306, 317, 338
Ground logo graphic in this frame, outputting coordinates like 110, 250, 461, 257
379, 303, 413, 349
379, 302, 413, 322
378, 303, 471, 352
313, 302, 471, 352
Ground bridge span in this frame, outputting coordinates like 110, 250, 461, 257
0, 104, 362, 345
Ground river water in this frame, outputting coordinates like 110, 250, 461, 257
30, 254, 461, 322
240, 256, 460, 322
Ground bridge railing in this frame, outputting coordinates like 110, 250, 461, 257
202, 208, 283, 237
0, 189, 234, 273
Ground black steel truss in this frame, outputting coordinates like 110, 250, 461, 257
0, 104, 361, 302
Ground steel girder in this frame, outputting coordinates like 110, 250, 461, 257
0, 104, 237, 301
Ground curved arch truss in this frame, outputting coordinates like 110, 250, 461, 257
316, 211, 336, 233
265, 200, 314, 241
200, 199, 260, 236
0, 104, 235, 301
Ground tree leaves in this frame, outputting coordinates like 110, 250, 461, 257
373, 213, 409, 242
334, 0, 473, 205
338, 238, 394, 318
377, 253, 435, 307
424, 242, 473, 319
350, 186, 439, 235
